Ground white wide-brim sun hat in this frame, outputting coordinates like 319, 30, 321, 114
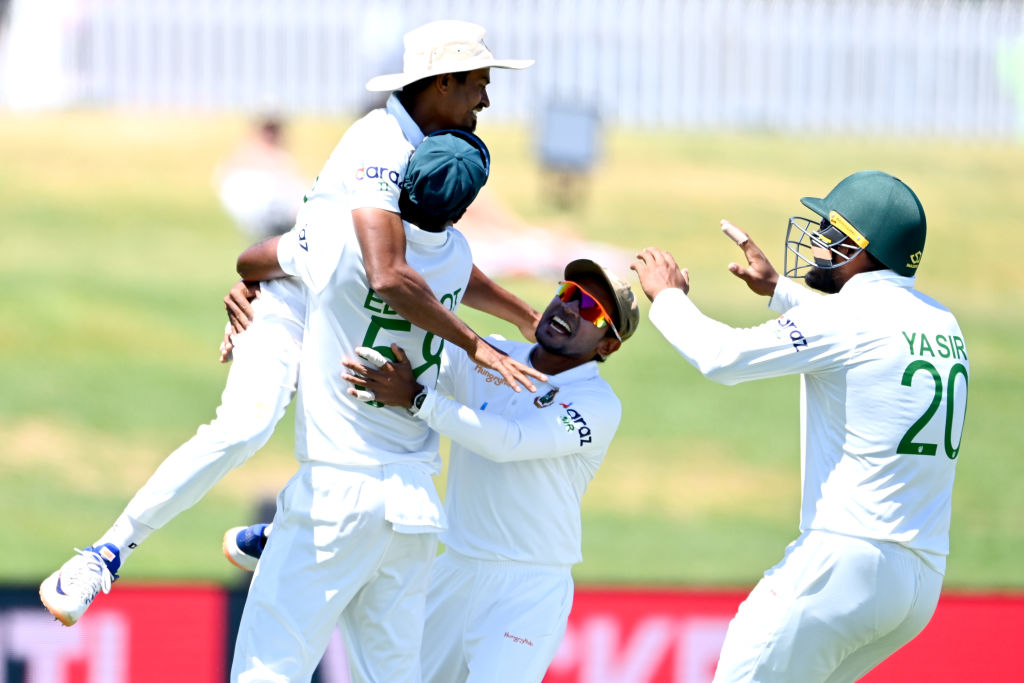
365, 20, 534, 92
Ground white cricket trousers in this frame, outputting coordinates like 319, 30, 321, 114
232, 463, 438, 683
122, 304, 301, 529
712, 529, 944, 683
420, 550, 574, 683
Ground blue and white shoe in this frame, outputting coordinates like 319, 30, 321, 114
39, 544, 120, 626
222, 523, 269, 572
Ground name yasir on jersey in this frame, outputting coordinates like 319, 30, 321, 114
558, 402, 593, 446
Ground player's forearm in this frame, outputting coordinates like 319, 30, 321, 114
650, 287, 827, 385
354, 208, 487, 358
648, 288, 749, 384
419, 392, 565, 463
369, 265, 482, 355
236, 236, 286, 281
463, 265, 540, 333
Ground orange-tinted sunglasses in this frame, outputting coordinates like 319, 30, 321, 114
556, 281, 621, 341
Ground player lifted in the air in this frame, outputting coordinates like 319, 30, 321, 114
40, 20, 539, 633
227, 258, 639, 682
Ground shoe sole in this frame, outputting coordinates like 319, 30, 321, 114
222, 527, 259, 572
39, 572, 77, 627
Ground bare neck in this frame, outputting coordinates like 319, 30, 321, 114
528, 345, 595, 376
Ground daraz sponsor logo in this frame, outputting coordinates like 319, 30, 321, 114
355, 166, 401, 186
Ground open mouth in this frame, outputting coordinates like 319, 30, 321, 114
551, 315, 572, 335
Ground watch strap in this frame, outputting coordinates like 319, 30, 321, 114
408, 386, 429, 416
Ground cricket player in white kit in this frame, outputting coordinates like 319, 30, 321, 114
632, 171, 968, 682
40, 20, 538, 629
337, 259, 640, 683
229, 130, 491, 682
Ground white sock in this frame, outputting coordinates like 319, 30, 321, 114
94, 514, 156, 564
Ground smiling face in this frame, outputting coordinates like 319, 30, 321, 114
435, 68, 491, 131
535, 274, 619, 360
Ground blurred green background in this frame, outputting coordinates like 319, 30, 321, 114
2, 112, 1021, 589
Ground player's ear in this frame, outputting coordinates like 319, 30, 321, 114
595, 336, 621, 359
435, 73, 452, 94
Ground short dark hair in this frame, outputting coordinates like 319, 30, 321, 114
397, 71, 470, 108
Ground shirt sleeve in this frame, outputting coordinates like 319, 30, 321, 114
416, 386, 622, 463
329, 118, 410, 214
769, 276, 822, 314
276, 222, 346, 295
434, 345, 464, 399
648, 287, 853, 385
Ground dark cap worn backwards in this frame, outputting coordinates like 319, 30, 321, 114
404, 130, 490, 223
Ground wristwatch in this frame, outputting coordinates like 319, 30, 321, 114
408, 386, 429, 416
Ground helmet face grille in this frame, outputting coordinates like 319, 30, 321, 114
784, 216, 863, 280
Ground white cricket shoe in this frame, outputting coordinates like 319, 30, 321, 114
39, 545, 119, 626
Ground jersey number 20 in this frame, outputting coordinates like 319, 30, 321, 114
897, 360, 968, 460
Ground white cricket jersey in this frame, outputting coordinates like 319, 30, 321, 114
415, 338, 622, 566
260, 94, 426, 350
649, 271, 968, 573
277, 217, 473, 470
298, 93, 423, 226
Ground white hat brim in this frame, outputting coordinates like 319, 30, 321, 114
366, 58, 535, 92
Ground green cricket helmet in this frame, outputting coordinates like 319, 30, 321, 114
784, 170, 927, 279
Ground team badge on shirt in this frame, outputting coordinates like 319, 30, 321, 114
534, 387, 559, 408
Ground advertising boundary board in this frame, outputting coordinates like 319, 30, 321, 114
2, 586, 1021, 682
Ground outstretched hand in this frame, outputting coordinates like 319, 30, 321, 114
721, 220, 779, 297
471, 339, 546, 393
341, 344, 419, 407
631, 247, 690, 302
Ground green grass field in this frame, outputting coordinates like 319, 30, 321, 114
2, 112, 1022, 590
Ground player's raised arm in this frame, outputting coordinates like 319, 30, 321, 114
631, 246, 690, 302
720, 219, 779, 297
353, 207, 545, 393
462, 265, 541, 343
